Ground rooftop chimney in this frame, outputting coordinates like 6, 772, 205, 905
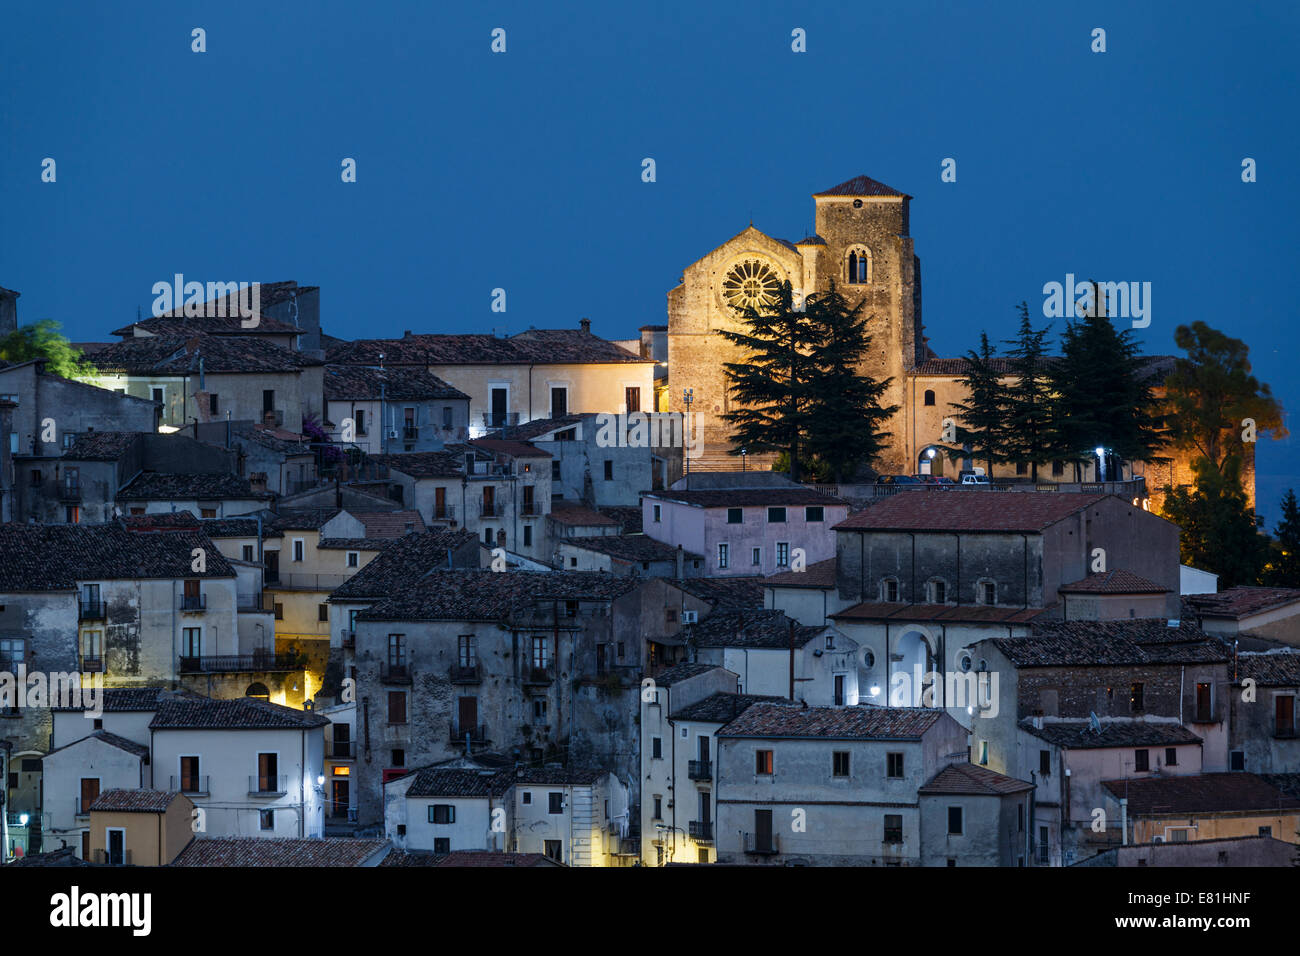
579, 317, 591, 334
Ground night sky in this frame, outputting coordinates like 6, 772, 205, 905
2, 1, 1295, 517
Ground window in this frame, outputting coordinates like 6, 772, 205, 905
847, 247, 872, 284
948, 807, 963, 835
356, 409, 367, 435
883, 814, 903, 844
1052, 460, 1065, 477
882, 578, 899, 602
776, 543, 790, 568
347, 551, 359, 567
263, 389, 275, 414
388, 634, 406, 667
548, 792, 564, 814
209, 393, 219, 416
392, 748, 405, 767
260, 810, 274, 831
1277, 695, 1296, 735
1134, 749, 1150, 772
653, 795, 662, 819
550, 386, 567, 417
544, 840, 562, 862
832, 752, 850, 777
653, 504, 661, 523
66, 505, 79, 524
1130, 682, 1144, 714
931, 580, 947, 604
727, 507, 743, 524
755, 750, 773, 775
1259, 826, 1273, 837
1165, 747, 1178, 766
1195, 682, 1213, 722
242, 545, 255, 562
1040, 750, 1051, 775
602, 460, 613, 481
752, 547, 761, 566
979, 741, 989, 765
1018, 804, 1025, 832
625, 386, 640, 413
434, 838, 450, 854
1016, 461, 1028, 475
523, 525, 532, 547
388, 691, 407, 724
717, 543, 729, 570
767, 507, 786, 523
180, 756, 202, 793
550, 459, 561, 481
651, 737, 662, 759
923, 389, 936, 406
318, 604, 329, 622
805, 506, 824, 522
533, 699, 547, 721
980, 581, 996, 605
257, 753, 279, 792
292, 539, 304, 562
273, 603, 284, 620
443, 406, 453, 428
1230, 751, 1245, 771
887, 752, 904, 778
522, 791, 532, 805
429, 804, 455, 824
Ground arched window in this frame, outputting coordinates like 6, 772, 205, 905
246, 682, 270, 701
846, 246, 872, 284
923, 389, 936, 406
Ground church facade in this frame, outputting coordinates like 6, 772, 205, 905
663, 173, 1250, 511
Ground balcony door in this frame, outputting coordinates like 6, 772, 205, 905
107, 828, 125, 866
80, 777, 100, 816
457, 696, 478, 737
754, 809, 773, 851
491, 388, 507, 428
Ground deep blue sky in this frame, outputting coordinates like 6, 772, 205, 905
2, 1, 1296, 519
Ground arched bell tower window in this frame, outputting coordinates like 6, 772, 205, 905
846, 246, 872, 285
924, 389, 936, 406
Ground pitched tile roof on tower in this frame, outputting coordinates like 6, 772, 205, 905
813, 174, 908, 198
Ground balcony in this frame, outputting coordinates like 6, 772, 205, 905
81, 656, 103, 674
170, 775, 210, 796
687, 760, 712, 781
272, 571, 352, 591
248, 774, 289, 796
478, 501, 502, 518
482, 412, 520, 429
402, 425, 419, 442
743, 832, 779, 855
520, 500, 540, 516
92, 849, 133, 866
449, 662, 482, 684
75, 797, 94, 818
431, 504, 457, 523
78, 600, 105, 622
381, 662, 412, 684
179, 653, 299, 674
522, 662, 555, 686
688, 820, 713, 843
1275, 726, 1298, 739
448, 723, 487, 744
59, 483, 82, 502
180, 594, 207, 612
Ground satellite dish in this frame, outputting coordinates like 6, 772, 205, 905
1089, 712, 1102, 734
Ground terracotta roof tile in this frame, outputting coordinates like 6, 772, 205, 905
834, 491, 1117, 533
1101, 773, 1300, 815
919, 762, 1034, 796
89, 789, 182, 813
149, 697, 328, 730
1019, 718, 1203, 749
765, 557, 837, 589
1187, 587, 1300, 620
1059, 569, 1170, 594
171, 837, 390, 867
813, 174, 908, 198
719, 703, 946, 739
324, 364, 467, 401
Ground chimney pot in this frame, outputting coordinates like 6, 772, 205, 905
579, 318, 591, 334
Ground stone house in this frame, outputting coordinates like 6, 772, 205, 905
1100, 772, 1300, 847
712, 703, 969, 866
85, 789, 195, 866
41, 731, 150, 859
1187, 587, 1300, 647
1013, 717, 1206, 866
916, 762, 1035, 866
555, 534, 701, 578
87, 334, 325, 432
643, 474, 848, 577
0, 359, 158, 460
348, 570, 656, 827
324, 322, 656, 435
147, 695, 328, 839
1230, 650, 1300, 773
189, 420, 320, 497
324, 363, 471, 455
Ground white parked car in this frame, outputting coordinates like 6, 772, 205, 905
960, 473, 990, 485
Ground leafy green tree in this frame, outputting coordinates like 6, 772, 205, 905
1263, 489, 1300, 587
1161, 457, 1267, 588
802, 284, 897, 482
1001, 303, 1055, 480
0, 319, 98, 379
1052, 308, 1165, 479
717, 281, 818, 481
946, 331, 1008, 477
1163, 321, 1286, 490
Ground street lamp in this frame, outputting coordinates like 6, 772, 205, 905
682, 388, 694, 486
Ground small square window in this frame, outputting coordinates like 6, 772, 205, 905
522, 791, 532, 805
832, 752, 850, 777
347, 551, 359, 567
429, 804, 455, 825
805, 506, 823, 522
1165, 747, 1178, 766
755, 750, 773, 774
767, 507, 786, 523
1134, 749, 1150, 772
260, 810, 275, 831
727, 508, 743, 524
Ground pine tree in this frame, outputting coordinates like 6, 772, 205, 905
802, 284, 898, 482
1264, 489, 1300, 587
1001, 303, 1054, 481
1052, 305, 1164, 478
717, 281, 819, 481
946, 331, 1007, 476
